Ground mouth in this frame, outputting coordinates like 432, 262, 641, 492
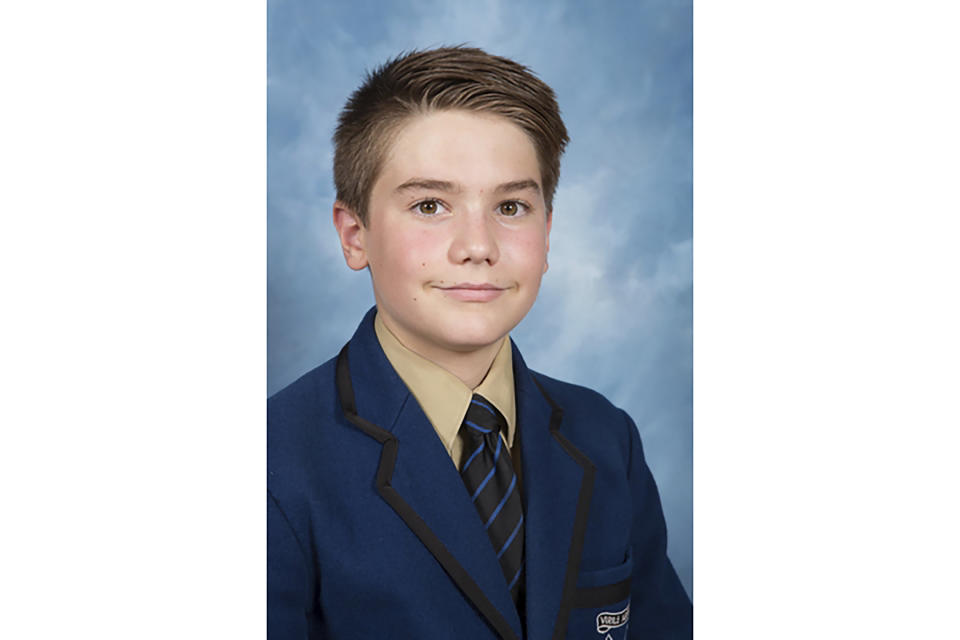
436, 282, 508, 302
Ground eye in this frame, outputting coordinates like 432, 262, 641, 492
497, 201, 527, 217
413, 200, 443, 216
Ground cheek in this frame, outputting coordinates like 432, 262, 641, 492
400, 230, 443, 269
374, 227, 444, 281
505, 232, 548, 277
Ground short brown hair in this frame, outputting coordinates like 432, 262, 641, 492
333, 46, 569, 226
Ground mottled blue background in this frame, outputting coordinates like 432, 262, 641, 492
268, 0, 692, 598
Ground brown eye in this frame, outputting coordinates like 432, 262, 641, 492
417, 200, 438, 215
500, 201, 518, 216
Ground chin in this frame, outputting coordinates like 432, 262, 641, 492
438, 317, 515, 352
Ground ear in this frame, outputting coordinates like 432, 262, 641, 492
543, 210, 553, 274
332, 202, 369, 271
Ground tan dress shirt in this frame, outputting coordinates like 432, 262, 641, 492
374, 312, 516, 469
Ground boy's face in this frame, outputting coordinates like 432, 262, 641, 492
334, 109, 551, 365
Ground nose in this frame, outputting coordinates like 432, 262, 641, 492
448, 207, 500, 265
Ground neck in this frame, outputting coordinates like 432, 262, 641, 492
379, 318, 503, 389
426, 342, 502, 389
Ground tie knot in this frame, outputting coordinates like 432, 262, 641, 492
461, 394, 507, 439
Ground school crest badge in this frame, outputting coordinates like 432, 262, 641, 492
596, 604, 629, 634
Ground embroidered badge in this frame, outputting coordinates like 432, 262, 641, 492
596, 604, 629, 634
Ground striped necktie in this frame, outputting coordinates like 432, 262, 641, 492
459, 393, 524, 606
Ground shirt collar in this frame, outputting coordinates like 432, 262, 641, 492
374, 312, 516, 455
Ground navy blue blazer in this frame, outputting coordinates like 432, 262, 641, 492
268, 308, 692, 639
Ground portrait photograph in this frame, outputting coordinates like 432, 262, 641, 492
267, 1, 692, 637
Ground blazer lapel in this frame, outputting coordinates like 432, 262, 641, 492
338, 309, 523, 640
388, 399, 525, 639
512, 343, 597, 640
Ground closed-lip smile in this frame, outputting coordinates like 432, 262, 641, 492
436, 282, 507, 301
442, 282, 504, 290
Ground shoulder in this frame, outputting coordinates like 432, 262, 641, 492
525, 368, 636, 465
268, 355, 338, 426
530, 371, 626, 421
267, 356, 341, 498
267, 358, 336, 422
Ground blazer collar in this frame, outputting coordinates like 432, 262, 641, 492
343, 307, 410, 433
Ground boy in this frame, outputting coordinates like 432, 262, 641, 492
268, 47, 692, 639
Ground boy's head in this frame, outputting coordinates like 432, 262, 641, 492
333, 46, 569, 226
332, 47, 569, 370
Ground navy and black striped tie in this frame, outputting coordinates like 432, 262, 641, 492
459, 393, 524, 606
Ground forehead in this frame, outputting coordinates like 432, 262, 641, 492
376, 110, 542, 192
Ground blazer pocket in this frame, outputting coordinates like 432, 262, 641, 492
575, 548, 633, 598
565, 551, 633, 639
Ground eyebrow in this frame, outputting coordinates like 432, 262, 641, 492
394, 178, 542, 195
394, 179, 460, 194
494, 179, 541, 195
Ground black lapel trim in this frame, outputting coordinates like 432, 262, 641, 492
570, 579, 631, 608
335, 344, 520, 640
531, 375, 598, 640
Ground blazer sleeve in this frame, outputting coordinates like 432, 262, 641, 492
622, 410, 693, 639
268, 490, 318, 639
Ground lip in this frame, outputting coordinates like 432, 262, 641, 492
436, 282, 507, 302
